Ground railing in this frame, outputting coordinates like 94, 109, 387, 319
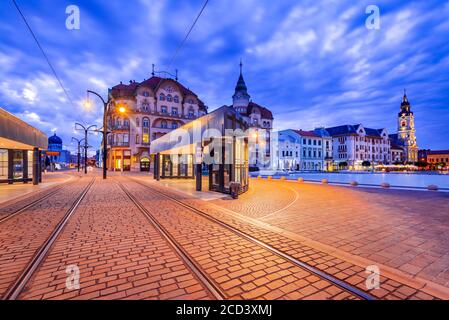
110, 124, 130, 131
109, 142, 130, 147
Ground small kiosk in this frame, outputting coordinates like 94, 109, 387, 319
151, 106, 249, 194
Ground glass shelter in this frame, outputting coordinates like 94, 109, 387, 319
151, 106, 249, 194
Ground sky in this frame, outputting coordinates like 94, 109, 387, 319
1, 0, 449, 154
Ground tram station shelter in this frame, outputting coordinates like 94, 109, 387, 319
151, 106, 249, 194
0, 107, 47, 184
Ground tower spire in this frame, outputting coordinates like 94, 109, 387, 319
239, 58, 243, 75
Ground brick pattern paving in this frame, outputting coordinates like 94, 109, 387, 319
141, 179, 439, 300
210, 179, 449, 290
19, 179, 213, 300
0, 177, 93, 298
121, 179, 359, 300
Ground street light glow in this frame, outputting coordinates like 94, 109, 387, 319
119, 106, 126, 113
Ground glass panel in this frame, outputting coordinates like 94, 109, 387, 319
28, 150, 33, 179
0, 149, 8, 180
172, 155, 179, 176
163, 156, 171, 176
13, 151, 23, 179
187, 155, 193, 177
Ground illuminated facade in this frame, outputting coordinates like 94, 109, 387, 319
106, 75, 207, 172
326, 124, 391, 170
389, 91, 418, 163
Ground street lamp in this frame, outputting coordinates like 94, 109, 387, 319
75, 123, 97, 174
71, 137, 85, 172
86, 90, 126, 179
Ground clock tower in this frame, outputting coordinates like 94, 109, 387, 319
232, 60, 250, 113
397, 90, 418, 162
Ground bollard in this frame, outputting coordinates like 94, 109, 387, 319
381, 182, 390, 188
297, 177, 304, 183
257, 175, 262, 179
267, 176, 272, 180
428, 185, 438, 191
350, 181, 358, 187
321, 179, 329, 184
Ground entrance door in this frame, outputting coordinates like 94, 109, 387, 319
140, 157, 150, 172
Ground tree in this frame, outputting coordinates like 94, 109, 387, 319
362, 161, 371, 168
338, 161, 348, 169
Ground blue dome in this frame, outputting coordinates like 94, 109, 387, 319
48, 133, 62, 145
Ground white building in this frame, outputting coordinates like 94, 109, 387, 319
325, 124, 391, 170
274, 129, 333, 171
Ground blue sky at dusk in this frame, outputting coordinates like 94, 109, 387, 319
1, 0, 449, 153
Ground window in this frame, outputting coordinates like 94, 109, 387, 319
318, 140, 321, 146
142, 102, 149, 111
313, 140, 317, 146
142, 118, 150, 128
174, 95, 179, 103
142, 134, 149, 144
308, 139, 311, 145
161, 120, 168, 128
303, 139, 306, 144
167, 94, 172, 102
159, 93, 165, 101
172, 122, 178, 129
0, 149, 8, 179
172, 107, 178, 116
124, 119, 130, 127
143, 91, 150, 97
188, 108, 194, 117
161, 106, 168, 114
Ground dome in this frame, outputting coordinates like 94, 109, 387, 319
48, 133, 62, 145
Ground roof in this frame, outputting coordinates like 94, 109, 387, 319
325, 124, 385, 138
110, 76, 207, 111
241, 101, 273, 120
48, 133, 62, 145
427, 150, 449, 155
293, 130, 318, 137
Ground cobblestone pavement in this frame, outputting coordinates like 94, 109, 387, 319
137, 178, 439, 300
19, 178, 213, 300
208, 178, 449, 290
119, 178, 359, 300
0, 177, 93, 297
2, 172, 448, 300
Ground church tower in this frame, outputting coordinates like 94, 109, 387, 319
397, 90, 418, 162
232, 60, 250, 114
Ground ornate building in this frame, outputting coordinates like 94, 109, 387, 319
106, 75, 207, 172
229, 62, 274, 169
325, 124, 391, 170
389, 91, 418, 163
45, 133, 71, 167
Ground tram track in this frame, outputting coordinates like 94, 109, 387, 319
0, 175, 81, 224
1, 178, 95, 300
123, 177, 375, 300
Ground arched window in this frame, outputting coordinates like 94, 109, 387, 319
142, 118, 150, 128
159, 93, 165, 101
174, 95, 179, 103
161, 120, 168, 128
167, 94, 172, 102
142, 91, 150, 97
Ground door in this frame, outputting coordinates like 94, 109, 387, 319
140, 157, 150, 172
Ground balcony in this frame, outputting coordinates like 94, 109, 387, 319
108, 142, 130, 148
110, 124, 130, 131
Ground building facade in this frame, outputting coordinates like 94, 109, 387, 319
0, 107, 47, 184
44, 133, 71, 168
325, 124, 391, 170
274, 129, 332, 171
389, 91, 418, 163
106, 76, 207, 172
425, 150, 449, 168
229, 62, 273, 169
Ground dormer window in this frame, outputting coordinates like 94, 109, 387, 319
142, 91, 150, 97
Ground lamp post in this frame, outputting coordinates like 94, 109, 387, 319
86, 90, 126, 179
75, 123, 97, 174
71, 137, 85, 172
86, 90, 110, 180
